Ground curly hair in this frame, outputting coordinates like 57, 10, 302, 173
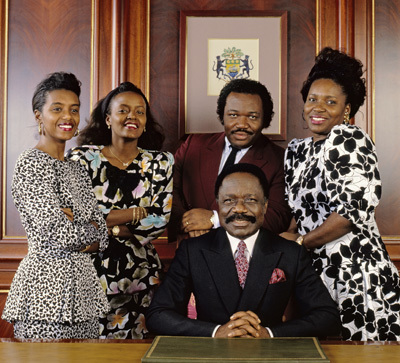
77, 82, 165, 150
216, 79, 274, 129
32, 72, 81, 112
301, 47, 366, 118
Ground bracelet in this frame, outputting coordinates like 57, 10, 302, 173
132, 207, 148, 224
132, 208, 137, 224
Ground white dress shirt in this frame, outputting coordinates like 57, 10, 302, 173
218, 137, 251, 174
212, 137, 252, 229
211, 230, 273, 337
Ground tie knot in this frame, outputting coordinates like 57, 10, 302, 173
237, 240, 247, 254
221, 145, 240, 173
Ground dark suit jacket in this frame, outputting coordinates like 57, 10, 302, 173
146, 228, 341, 338
169, 132, 292, 240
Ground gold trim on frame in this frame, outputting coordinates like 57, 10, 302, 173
371, 0, 376, 142
315, 0, 320, 55
1, 0, 9, 240
90, 0, 95, 112
145, 0, 150, 99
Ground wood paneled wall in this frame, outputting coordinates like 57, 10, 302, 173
0, 0, 399, 336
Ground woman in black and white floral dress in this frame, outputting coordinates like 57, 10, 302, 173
283, 48, 400, 341
67, 82, 173, 339
2, 72, 109, 339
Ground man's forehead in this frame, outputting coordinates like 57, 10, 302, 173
219, 172, 263, 192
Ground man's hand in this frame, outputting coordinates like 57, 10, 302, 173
182, 208, 214, 234
188, 230, 210, 238
215, 311, 270, 338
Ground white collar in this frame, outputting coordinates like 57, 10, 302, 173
226, 230, 259, 259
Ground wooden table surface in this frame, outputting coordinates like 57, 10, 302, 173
0, 339, 398, 362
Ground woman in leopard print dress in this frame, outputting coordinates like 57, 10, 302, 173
284, 48, 400, 340
2, 72, 109, 339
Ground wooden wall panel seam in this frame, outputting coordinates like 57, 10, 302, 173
1, 0, 9, 241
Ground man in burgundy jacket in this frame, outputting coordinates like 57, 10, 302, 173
169, 79, 292, 241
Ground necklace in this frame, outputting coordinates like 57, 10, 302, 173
108, 145, 135, 167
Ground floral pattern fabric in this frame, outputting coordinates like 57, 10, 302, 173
67, 145, 174, 339
2, 149, 110, 339
285, 124, 400, 341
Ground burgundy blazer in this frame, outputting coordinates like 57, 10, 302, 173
169, 132, 292, 240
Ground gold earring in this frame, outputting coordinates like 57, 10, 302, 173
144, 126, 146, 132
107, 124, 111, 129
38, 123, 42, 135
344, 112, 350, 125
74, 128, 80, 137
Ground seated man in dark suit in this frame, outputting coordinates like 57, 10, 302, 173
146, 163, 341, 338
169, 79, 292, 241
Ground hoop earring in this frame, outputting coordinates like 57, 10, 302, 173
344, 112, 350, 125
74, 128, 80, 137
38, 123, 42, 135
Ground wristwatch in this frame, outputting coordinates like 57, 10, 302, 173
295, 235, 304, 245
112, 225, 120, 237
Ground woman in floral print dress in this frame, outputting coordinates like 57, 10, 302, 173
283, 48, 400, 340
68, 82, 173, 339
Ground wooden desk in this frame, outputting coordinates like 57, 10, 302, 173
0, 339, 398, 362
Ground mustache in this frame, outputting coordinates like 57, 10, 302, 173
232, 129, 253, 135
225, 213, 256, 224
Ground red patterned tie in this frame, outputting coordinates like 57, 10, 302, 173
235, 240, 249, 289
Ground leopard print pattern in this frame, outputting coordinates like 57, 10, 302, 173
2, 149, 110, 339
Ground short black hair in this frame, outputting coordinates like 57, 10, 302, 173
301, 47, 366, 118
32, 72, 81, 113
216, 79, 274, 128
215, 163, 269, 199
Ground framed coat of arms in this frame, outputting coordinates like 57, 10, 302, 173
179, 10, 288, 140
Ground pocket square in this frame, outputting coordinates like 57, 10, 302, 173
269, 268, 286, 284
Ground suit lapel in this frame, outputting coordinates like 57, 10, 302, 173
200, 133, 225, 209
202, 228, 242, 314
240, 135, 269, 170
238, 229, 282, 311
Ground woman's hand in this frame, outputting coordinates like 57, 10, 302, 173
105, 207, 148, 227
90, 221, 99, 229
61, 208, 74, 222
81, 241, 99, 253
280, 217, 300, 241
108, 225, 135, 238
279, 232, 300, 241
